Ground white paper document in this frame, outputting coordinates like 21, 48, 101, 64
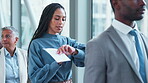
44, 48, 71, 63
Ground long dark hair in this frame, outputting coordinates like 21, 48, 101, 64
32, 3, 65, 40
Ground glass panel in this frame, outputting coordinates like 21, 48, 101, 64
137, 10, 148, 36
92, 0, 148, 38
0, 0, 11, 29
21, 0, 69, 49
92, 0, 113, 38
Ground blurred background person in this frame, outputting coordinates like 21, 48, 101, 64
0, 26, 27, 83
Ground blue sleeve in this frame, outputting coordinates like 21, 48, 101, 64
67, 37, 86, 67
28, 40, 61, 83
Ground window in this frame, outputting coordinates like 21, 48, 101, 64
92, 0, 113, 38
92, 0, 148, 38
0, 0, 11, 29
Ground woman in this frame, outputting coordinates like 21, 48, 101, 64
28, 3, 85, 83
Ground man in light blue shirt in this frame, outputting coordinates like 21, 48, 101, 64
5, 49, 20, 83
0, 26, 28, 83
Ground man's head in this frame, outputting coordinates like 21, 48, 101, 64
1, 26, 19, 49
110, 0, 146, 24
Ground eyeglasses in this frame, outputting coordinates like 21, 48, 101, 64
1, 34, 12, 39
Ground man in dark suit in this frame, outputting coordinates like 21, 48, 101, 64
84, 0, 148, 83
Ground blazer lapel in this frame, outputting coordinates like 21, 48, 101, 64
107, 26, 143, 82
140, 34, 148, 82
0, 48, 5, 83
140, 34, 148, 57
17, 48, 25, 83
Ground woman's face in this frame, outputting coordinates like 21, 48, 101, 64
48, 8, 66, 35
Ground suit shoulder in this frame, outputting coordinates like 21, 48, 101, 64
89, 30, 110, 43
18, 48, 27, 52
17, 48, 27, 57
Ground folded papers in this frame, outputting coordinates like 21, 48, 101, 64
43, 48, 71, 63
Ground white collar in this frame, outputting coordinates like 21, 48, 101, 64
112, 19, 139, 34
